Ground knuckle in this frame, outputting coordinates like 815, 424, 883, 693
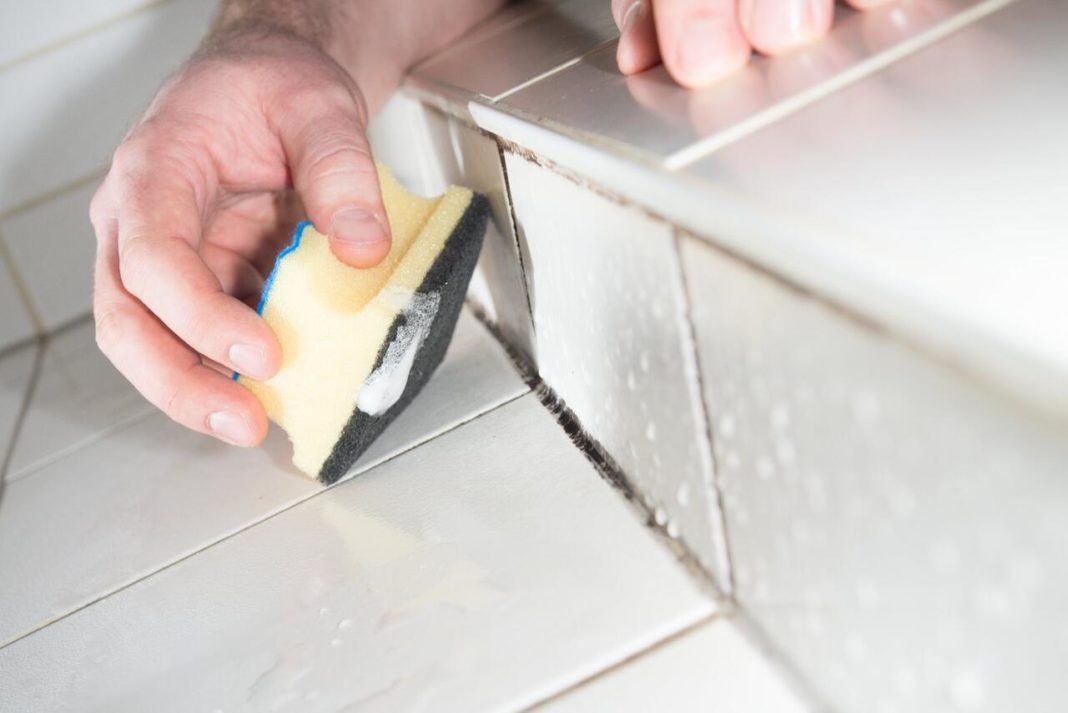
94, 304, 128, 356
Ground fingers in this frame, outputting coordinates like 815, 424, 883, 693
614, 0, 661, 75
278, 87, 391, 268
93, 222, 268, 446
650, 0, 751, 87
738, 0, 834, 55
112, 160, 281, 383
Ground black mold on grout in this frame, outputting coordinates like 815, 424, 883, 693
465, 299, 725, 599
492, 138, 537, 337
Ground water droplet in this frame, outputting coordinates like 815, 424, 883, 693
626, 370, 637, 391
770, 403, 790, 430
639, 351, 651, 372
856, 580, 881, 609
950, 668, 986, 710
852, 390, 882, 424
337, 618, 353, 630
930, 538, 961, 572
330, 638, 342, 648
844, 635, 866, 658
756, 456, 775, 480
774, 439, 797, 466
676, 482, 691, 507
894, 666, 919, 696
644, 421, 657, 441
654, 507, 668, 527
318, 608, 329, 617
718, 414, 736, 438
666, 520, 680, 539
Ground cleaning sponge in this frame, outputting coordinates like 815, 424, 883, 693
238, 164, 488, 483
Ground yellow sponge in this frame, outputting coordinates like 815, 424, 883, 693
238, 164, 488, 482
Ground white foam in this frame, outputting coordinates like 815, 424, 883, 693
356, 289, 441, 417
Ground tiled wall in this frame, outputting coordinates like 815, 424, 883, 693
0, 0, 218, 349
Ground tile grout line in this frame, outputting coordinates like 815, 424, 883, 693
0, 384, 530, 651
492, 140, 537, 340
670, 229, 737, 597
4, 406, 155, 485
490, 36, 619, 104
492, 141, 1041, 424
0, 228, 46, 335
0, 167, 108, 222
664, 0, 1021, 169
0, 339, 46, 502
0, 0, 181, 74
466, 300, 726, 599
520, 612, 720, 711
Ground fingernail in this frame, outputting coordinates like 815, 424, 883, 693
620, 0, 643, 34
229, 343, 271, 380
330, 207, 387, 246
676, 15, 748, 85
740, 0, 830, 52
208, 411, 253, 446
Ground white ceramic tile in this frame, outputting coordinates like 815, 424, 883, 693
0, 0, 150, 68
412, 0, 617, 102
0, 394, 715, 712
499, 0, 992, 165
503, 154, 729, 589
470, 0, 1063, 420
0, 0, 216, 213
0, 343, 37, 474
0, 310, 526, 646
370, 92, 536, 361
5, 319, 152, 481
0, 259, 37, 350
539, 619, 810, 713
681, 236, 1068, 713
683, 0, 1067, 416
1, 181, 95, 330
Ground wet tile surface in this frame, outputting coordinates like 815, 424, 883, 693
539, 619, 809, 713
503, 154, 729, 588
681, 235, 1068, 713
5, 319, 151, 481
0, 310, 527, 646
686, 0, 1066, 411
0, 394, 714, 712
499, 0, 993, 164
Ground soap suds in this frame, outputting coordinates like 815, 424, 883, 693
356, 289, 441, 416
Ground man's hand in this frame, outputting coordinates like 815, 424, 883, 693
91, 0, 504, 448
612, 0, 891, 87
91, 31, 391, 447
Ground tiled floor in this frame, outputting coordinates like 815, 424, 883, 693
0, 307, 811, 712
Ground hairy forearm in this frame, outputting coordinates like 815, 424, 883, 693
206, 0, 507, 111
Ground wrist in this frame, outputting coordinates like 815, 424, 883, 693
205, 2, 405, 114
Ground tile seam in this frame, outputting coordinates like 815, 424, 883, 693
0, 340, 45, 502
665, 0, 1021, 168
0, 0, 180, 74
0, 384, 530, 651
671, 229, 737, 596
466, 299, 726, 598
0, 228, 45, 335
520, 612, 720, 712
0, 167, 108, 222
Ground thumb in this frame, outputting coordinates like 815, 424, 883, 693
280, 94, 391, 268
